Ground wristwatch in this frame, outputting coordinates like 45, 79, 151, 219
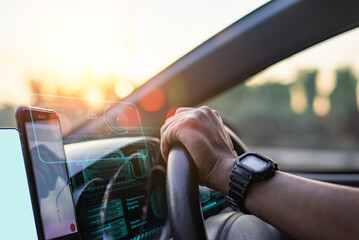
226, 152, 278, 214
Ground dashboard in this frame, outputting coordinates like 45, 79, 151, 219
65, 137, 227, 239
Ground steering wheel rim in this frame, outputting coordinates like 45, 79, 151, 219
166, 128, 248, 240
166, 143, 208, 240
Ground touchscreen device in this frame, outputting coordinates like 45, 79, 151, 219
0, 128, 37, 239
16, 107, 80, 240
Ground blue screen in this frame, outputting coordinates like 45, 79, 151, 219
0, 129, 37, 239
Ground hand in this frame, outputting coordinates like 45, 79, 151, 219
160, 106, 237, 193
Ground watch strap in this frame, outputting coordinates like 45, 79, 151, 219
226, 163, 252, 214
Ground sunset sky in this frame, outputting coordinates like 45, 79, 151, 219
0, 0, 358, 108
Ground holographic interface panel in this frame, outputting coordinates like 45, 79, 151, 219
28, 95, 228, 239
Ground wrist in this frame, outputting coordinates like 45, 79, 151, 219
226, 152, 278, 214
207, 156, 236, 194
244, 171, 282, 215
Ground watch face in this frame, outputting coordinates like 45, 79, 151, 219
241, 155, 268, 172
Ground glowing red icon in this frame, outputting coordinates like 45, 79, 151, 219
70, 223, 76, 232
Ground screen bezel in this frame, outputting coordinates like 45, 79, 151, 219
16, 106, 80, 240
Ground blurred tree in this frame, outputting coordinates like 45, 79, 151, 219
297, 70, 317, 114
252, 83, 292, 115
329, 67, 359, 144
330, 68, 358, 117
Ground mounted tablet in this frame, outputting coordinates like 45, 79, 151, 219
0, 128, 37, 239
16, 107, 80, 240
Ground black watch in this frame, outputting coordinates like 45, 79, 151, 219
226, 152, 278, 214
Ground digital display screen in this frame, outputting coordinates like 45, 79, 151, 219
73, 142, 167, 240
26, 119, 78, 239
242, 155, 268, 172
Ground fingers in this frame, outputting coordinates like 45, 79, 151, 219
197, 106, 221, 123
161, 120, 181, 162
212, 109, 220, 118
160, 106, 230, 162
160, 106, 240, 191
175, 107, 193, 114
162, 108, 196, 136
161, 109, 202, 162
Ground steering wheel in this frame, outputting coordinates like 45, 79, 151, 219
165, 128, 248, 239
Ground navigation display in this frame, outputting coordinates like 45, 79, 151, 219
26, 120, 78, 239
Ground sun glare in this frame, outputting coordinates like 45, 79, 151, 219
115, 80, 134, 99
84, 88, 104, 107
0, 0, 272, 106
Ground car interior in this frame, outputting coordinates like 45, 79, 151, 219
1, 0, 359, 239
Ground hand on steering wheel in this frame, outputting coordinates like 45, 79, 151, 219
162, 106, 250, 240
161, 106, 238, 194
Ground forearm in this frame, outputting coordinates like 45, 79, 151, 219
245, 171, 359, 240
160, 106, 359, 239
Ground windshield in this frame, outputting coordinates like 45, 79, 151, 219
0, 0, 269, 128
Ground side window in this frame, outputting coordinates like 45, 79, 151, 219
205, 27, 359, 172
